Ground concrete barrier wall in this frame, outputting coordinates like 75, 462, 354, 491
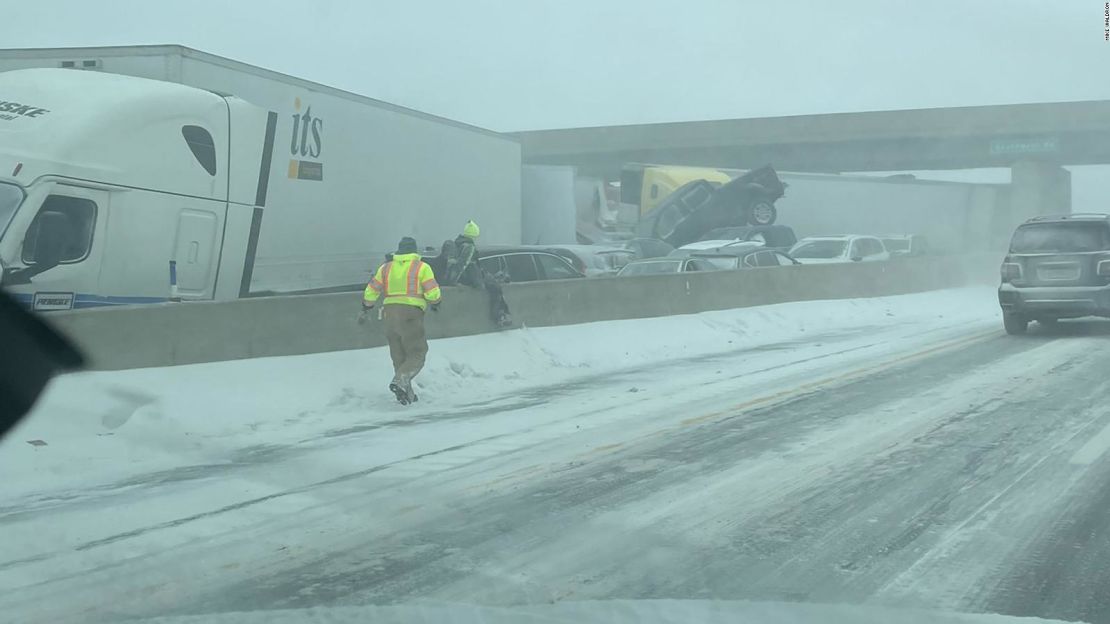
45, 253, 1002, 371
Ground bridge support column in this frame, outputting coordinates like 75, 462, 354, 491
991, 161, 1072, 249
1009, 160, 1071, 221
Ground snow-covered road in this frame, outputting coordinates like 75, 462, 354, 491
3, 287, 1110, 623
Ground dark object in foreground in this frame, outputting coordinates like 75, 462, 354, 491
0, 288, 84, 435
637, 165, 786, 249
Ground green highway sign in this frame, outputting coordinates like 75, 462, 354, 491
990, 137, 1059, 156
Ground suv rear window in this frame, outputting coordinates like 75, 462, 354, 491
1010, 222, 1110, 253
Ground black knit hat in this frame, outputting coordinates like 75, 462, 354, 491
397, 237, 418, 254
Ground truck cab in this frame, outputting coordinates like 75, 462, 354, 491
0, 68, 273, 310
620, 164, 731, 216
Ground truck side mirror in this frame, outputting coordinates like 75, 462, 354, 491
25, 210, 72, 273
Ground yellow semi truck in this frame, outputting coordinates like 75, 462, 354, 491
624, 165, 732, 215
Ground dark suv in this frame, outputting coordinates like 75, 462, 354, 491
998, 214, 1110, 334
477, 246, 586, 283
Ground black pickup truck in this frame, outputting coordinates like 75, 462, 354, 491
635, 165, 786, 249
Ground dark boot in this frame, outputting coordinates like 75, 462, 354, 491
389, 381, 410, 405
389, 373, 411, 405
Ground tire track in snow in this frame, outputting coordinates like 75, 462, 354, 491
164, 329, 1042, 614
17, 312, 1110, 622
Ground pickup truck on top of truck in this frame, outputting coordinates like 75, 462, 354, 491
632, 165, 787, 249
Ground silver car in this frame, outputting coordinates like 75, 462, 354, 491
616, 257, 720, 276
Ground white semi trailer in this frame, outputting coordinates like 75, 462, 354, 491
772, 171, 1006, 252
0, 46, 521, 310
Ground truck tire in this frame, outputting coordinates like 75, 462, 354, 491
747, 200, 777, 226
1003, 312, 1028, 335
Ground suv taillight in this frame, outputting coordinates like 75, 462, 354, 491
1001, 262, 1022, 282
1098, 260, 1110, 277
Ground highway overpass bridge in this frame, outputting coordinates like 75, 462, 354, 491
515, 100, 1110, 221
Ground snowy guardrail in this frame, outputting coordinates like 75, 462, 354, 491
44, 253, 1001, 370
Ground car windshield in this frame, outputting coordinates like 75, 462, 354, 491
883, 238, 911, 252
1010, 222, 1110, 253
694, 255, 739, 269
597, 250, 635, 269
619, 260, 681, 275
790, 240, 848, 259
720, 241, 765, 253
589, 255, 613, 270
0, 182, 23, 239
629, 239, 674, 258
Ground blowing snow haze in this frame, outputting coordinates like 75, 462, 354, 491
5, 3, 1110, 624
0, 1, 1104, 129
3, 0, 1107, 205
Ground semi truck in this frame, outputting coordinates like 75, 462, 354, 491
0, 46, 521, 310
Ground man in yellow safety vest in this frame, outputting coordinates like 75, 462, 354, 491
360, 237, 442, 405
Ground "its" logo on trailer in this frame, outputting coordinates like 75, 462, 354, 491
288, 97, 324, 181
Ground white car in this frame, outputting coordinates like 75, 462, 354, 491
616, 257, 720, 276
789, 236, 890, 264
668, 240, 763, 258
880, 234, 931, 257
545, 245, 636, 277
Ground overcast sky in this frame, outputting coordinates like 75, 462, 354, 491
3, 0, 1105, 130
2, 0, 1107, 205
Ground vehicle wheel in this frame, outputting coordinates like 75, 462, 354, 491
747, 200, 777, 225
1003, 312, 1028, 335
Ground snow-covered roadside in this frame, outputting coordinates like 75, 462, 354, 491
0, 287, 1001, 501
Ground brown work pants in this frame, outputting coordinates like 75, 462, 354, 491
383, 304, 428, 383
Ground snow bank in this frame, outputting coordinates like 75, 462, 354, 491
0, 287, 1000, 500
